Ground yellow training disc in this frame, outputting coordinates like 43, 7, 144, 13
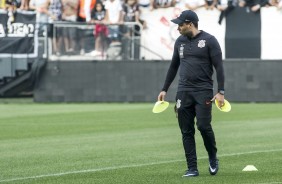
215, 99, 231, 112
152, 101, 169, 113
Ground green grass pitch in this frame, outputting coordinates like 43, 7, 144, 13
0, 99, 282, 184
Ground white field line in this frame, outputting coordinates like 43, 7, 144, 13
256, 183, 282, 184
1, 148, 282, 183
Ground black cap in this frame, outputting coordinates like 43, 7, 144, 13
171, 10, 199, 25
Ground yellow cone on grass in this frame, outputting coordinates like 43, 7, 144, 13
242, 165, 258, 171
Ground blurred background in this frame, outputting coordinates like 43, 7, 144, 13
1, 0, 282, 102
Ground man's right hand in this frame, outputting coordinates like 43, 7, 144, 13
158, 91, 167, 101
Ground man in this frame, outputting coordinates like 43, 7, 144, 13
157, 10, 225, 177
29, 0, 49, 36
238, 0, 268, 12
61, 0, 79, 53
185, 0, 206, 11
216, 0, 236, 25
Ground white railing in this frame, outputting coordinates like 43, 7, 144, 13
46, 21, 144, 61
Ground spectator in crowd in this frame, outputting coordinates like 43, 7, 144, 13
205, 0, 217, 10
138, 0, 153, 10
137, 0, 149, 29
253, 0, 278, 8
61, 0, 79, 54
44, 0, 63, 55
90, 0, 109, 57
78, 0, 96, 22
239, 0, 266, 12
122, 0, 140, 35
20, 0, 29, 10
122, 0, 146, 36
29, 0, 49, 36
278, 0, 282, 9
104, 0, 123, 42
5, 0, 19, 25
5, 0, 20, 9
103, 0, 123, 59
152, 0, 176, 9
121, 0, 140, 59
45, 0, 62, 21
217, 0, 236, 24
77, 0, 96, 55
85, 0, 97, 22
185, 0, 206, 11
263, 0, 279, 7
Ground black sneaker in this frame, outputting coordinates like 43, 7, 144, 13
182, 169, 199, 177
209, 159, 219, 175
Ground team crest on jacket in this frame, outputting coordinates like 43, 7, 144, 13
176, 99, 181, 108
198, 40, 206, 48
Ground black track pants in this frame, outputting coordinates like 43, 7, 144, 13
175, 90, 217, 170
